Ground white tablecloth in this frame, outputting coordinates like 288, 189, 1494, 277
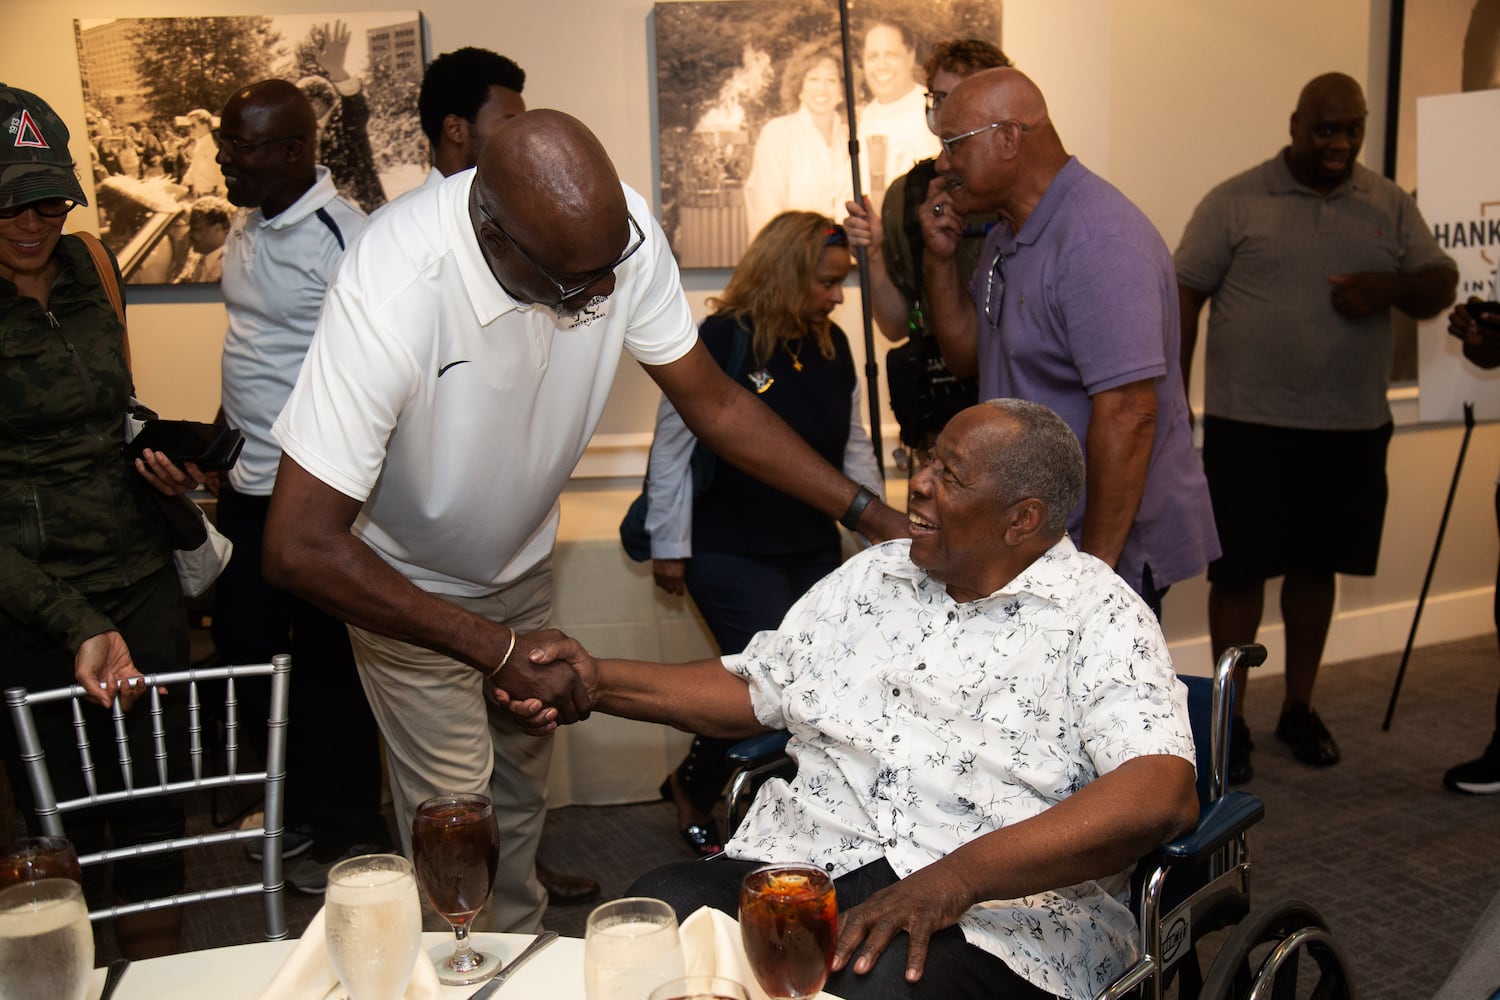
87, 932, 582, 999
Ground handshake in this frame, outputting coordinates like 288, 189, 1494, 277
485, 629, 599, 735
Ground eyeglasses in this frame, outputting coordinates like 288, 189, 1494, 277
0, 198, 76, 220
479, 204, 647, 304
923, 91, 947, 135
210, 129, 300, 154
939, 120, 1030, 157
982, 250, 1006, 326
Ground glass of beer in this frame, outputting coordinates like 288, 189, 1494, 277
0, 837, 82, 889
411, 792, 501, 985
584, 897, 686, 1000
0, 878, 93, 1000
325, 854, 422, 1000
648, 976, 750, 1000
739, 863, 837, 999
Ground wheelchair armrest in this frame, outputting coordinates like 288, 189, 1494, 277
1153, 791, 1264, 864
726, 731, 791, 764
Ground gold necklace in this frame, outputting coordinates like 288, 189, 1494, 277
781, 337, 805, 372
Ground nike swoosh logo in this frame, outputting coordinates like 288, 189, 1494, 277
438, 360, 471, 377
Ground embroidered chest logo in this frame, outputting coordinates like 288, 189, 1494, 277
438, 360, 471, 377
9, 110, 48, 149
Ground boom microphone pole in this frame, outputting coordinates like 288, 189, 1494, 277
837, 0, 885, 481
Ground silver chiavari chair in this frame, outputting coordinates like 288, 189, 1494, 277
5, 655, 290, 940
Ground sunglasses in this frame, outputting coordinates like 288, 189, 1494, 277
0, 198, 76, 220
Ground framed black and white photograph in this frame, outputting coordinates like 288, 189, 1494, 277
653, 0, 1003, 269
74, 12, 426, 285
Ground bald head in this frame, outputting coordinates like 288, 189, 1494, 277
1295, 72, 1364, 117
1287, 72, 1366, 193
225, 79, 317, 142
216, 79, 319, 216
947, 66, 1049, 126
472, 110, 634, 311
933, 68, 1066, 225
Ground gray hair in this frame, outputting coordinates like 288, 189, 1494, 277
980, 398, 1085, 535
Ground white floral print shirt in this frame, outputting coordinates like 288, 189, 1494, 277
723, 536, 1195, 1000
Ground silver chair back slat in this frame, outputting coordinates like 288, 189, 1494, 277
72, 699, 99, 798
188, 678, 204, 782
4, 687, 66, 837
261, 655, 290, 939
110, 699, 134, 792
3, 656, 293, 942
225, 675, 239, 776
149, 686, 169, 786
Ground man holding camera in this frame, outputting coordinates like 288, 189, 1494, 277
1175, 72, 1456, 783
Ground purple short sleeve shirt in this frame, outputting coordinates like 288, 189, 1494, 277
969, 158, 1219, 591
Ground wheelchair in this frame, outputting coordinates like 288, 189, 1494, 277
723, 644, 1357, 1000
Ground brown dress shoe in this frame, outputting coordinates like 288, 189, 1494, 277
536, 860, 600, 906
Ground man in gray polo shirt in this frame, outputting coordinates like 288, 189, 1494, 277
1176, 72, 1456, 783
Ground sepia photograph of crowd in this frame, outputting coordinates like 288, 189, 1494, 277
74, 12, 426, 285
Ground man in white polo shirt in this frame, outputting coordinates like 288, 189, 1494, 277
263, 110, 907, 932
211, 79, 385, 893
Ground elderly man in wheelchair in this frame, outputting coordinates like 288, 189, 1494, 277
511, 398, 1220, 999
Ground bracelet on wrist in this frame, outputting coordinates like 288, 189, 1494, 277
485, 628, 518, 680
839, 486, 879, 532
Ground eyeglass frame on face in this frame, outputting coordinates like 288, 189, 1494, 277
0, 198, 76, 220
210, 128, 301, 155
478, 202, 647, 304
939, 119, 1030, 157
923, 90, 947, 135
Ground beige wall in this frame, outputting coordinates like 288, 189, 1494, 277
15, 0, 1497, 674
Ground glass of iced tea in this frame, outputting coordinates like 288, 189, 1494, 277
738, 863, 837, 999
0, 838, 82, 890
411, 793, 501, 986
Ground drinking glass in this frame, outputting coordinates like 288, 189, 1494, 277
0, 878, 94, 1000
0, 837, 83, 888
325, 854, 422, 1000
584, 896, 687, 1000
648, 976, 751, 1000
411, 792, 501, 985
739, 863, 837, 1000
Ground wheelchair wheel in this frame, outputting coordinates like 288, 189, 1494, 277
1199, 897, 1356, 1000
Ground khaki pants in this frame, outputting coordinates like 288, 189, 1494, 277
349, 558, 553, 933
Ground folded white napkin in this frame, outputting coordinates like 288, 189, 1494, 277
679, 906, 843, 1000
255, 906, 442, 1000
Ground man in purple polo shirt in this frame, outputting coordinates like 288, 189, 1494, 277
918, 67, 1217, 613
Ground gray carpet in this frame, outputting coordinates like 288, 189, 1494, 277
88, 635, 1500, 996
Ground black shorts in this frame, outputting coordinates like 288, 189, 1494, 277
1203, 416, 1392, 587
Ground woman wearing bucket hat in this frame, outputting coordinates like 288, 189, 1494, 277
0, 83, 200, 958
